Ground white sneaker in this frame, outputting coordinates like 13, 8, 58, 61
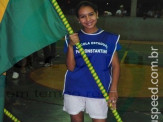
12, 72, 19, 79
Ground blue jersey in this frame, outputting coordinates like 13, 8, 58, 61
63, 29, 121, 98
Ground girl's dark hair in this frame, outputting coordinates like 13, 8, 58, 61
75, 1, 98, 18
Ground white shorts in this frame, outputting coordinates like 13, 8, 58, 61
63, 94, 108, 119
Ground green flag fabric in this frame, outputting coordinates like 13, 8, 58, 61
0, 75, 5, 121
0, 0, 67, 74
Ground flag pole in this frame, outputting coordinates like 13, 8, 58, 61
51, 0, 122, 121
4, 108, 21, 122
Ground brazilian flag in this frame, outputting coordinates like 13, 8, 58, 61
0, 0, 67, 120
0, 0, 67, 75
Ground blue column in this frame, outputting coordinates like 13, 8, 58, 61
0, 75, 5, 122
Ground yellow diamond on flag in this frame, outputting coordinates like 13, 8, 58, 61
0, 0, 9, 23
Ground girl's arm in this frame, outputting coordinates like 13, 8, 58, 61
66, 33, 80, 71
108, 51, 120, 109
66, 44, 76, 71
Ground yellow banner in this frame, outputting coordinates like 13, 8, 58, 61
0, 0, 9, 23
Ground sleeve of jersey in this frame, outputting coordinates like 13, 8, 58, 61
63, 35, 70, 53
116, 42, 122, 51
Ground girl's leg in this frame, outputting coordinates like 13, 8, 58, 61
70, 111, 84, 122
86, 98, 108, 122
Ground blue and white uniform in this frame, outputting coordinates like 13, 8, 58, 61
63, 29, 121, 98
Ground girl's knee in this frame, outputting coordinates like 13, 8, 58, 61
70, 112, 84, 122
92, 118, 106, 122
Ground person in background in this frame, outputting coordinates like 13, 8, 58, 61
116, 5, 127, 17
12, 55, 33, 79
41, 42, 56, 67
104, 11, 112, 16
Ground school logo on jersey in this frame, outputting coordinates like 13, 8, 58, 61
75, 41, 108, 54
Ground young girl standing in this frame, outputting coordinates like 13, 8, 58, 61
63, 1, 121, 122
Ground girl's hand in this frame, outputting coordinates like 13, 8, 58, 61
69, 33, 80, 46
108, 91, 118, 110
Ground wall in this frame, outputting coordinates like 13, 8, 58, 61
66, 15, 163, 41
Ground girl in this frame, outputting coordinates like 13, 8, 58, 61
63, 1, 121, 122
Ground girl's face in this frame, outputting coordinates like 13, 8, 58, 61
78, 6, 98, 32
